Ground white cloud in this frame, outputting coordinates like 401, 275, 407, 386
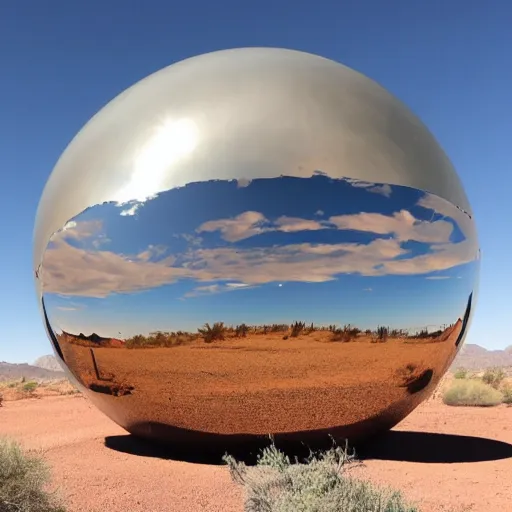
120, 204, 140, 216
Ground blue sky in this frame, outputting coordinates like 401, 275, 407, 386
41, 175, 476, 340
1, 1, 509, 362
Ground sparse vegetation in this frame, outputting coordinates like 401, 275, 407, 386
0, 379, 80, 402
223, 439, 420, 512
501, 384, 512, 405
0, 436, 66, 512
22, 381, 39, 394
235, 324, 249, 338
290, 321, 306, 338
482, 367, 506, 389
371, 326, 389, 343
59, 322, 454, 349
454, 368, 468, 379
443, 379, 503, 407
125, 331, 194, 348
331, 324, 359, 342
198, 322, 226, 343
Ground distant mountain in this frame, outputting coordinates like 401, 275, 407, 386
33, 354, 64, 372
451, 343, 512, 370
0, 362, 65, 382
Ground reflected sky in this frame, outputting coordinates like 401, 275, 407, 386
39, 174, 479, 338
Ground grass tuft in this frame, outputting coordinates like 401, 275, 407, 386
0, 436, 66, 512
223, 439, 419, 512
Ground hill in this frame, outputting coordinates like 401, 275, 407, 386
451, 343, 512, 370
34, 354, 64, 372
0, 361, 65, 382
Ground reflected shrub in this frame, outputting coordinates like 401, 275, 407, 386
290, 321, 306, 337
331, 325, 359, 342
125, 332, 193, 348
198, 322, 226, 343
235, 324, 249, 338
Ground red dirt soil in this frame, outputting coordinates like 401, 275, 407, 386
0, 395, 510, 512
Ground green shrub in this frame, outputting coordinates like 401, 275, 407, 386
22, 381, 38, 394
453, 368, 468, 379
0, 437, 66, 512
482, 367, 506, 389
223, 439, 419, 512
443, 379, 503, 407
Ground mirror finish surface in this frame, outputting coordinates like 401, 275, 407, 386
34, 48, 479, 447
37, 174, 479, 446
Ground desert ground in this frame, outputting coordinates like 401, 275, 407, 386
0, 391, 511, 512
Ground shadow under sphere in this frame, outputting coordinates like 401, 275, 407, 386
33, 47, 480, 450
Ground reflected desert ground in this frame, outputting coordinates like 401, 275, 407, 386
49, 319, 465, 444
37, 174, 479, 445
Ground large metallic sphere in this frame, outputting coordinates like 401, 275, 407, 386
34, 48, 479, 451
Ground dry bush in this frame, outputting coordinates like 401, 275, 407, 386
453, 368, 468, 379
223, 439, 419, 512
290, 321, 306, 338
125, 331, 195, 348
198, 322, 226, 343
331, 325, 359, 343
371, 326, 389, 343
482, 367, 506, 389
0, 436, 66, 512
443, 379, 503, 407
235, 324, 249, 338
501, 384, 512, 405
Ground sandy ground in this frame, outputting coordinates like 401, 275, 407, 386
1, 394, 511, 512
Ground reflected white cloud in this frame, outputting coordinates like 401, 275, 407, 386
198, 211, 268, 242
120, 204, 140, 216
197, 207, 454, 245
41, 183, 479, 299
